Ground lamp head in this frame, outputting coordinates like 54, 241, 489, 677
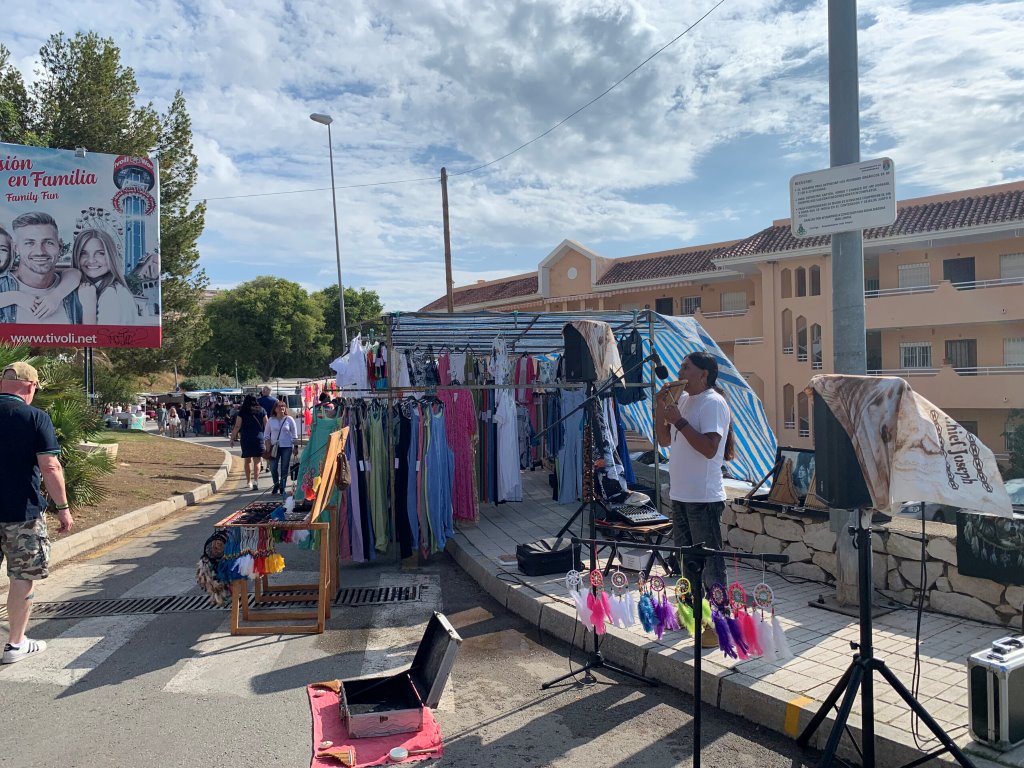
309, 113, 333, 126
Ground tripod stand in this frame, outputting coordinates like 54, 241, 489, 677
540, 532, 658, 689
797, 512, 977, 768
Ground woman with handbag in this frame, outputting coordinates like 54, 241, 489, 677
264, 400, 299, 495
229, 394, 268, 491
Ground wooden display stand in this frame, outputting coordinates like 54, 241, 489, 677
215, 427, 348, 635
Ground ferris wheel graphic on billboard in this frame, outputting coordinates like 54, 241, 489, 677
0, 143, 161, 348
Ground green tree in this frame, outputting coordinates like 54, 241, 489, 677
313, 285, 385, 355
32, 32, 160, 155
108, 90, 210, 376
196, 277, 330, 379
0, 342, 114, 510
0, 44, 33, 144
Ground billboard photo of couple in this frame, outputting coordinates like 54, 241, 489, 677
0, 142, 161, 348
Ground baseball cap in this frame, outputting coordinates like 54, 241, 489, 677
1, 361, 40, 385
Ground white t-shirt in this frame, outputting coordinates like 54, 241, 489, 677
668, 388, 731, 503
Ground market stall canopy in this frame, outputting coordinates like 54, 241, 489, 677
386, 310, 777, 484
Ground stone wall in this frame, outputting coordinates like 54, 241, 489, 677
724, 502, 1024, 629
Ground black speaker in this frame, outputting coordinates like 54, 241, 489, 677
812, 392, 872, 509
562, 324, 597, 383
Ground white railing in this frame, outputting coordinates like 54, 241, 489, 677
784, 420, 796, 430
797, 352, 808, 362
951, 277, 1024, 290
734, 337, 764, 345
955, 365, 1024, 375
701, 308, 748, 319
783, 346, 794, 355
865, 276, 1024, 299
868, 368, 940, 376
812, 361, 823, 370
799, 428, 810, 438
865, 284, 937, 298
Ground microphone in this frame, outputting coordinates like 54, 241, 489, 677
651, 350, 670, 381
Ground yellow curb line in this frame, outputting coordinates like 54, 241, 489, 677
784, 695, 812, 736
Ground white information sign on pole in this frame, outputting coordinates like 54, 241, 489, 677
790, 157, 896, 238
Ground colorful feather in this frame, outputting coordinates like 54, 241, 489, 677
756, 615, 777, 662
600, 591, 614, 629
712, 610, 736, 658
701, 598, 712, 629
624, 592, 637, 627
638, 593, 657, 633
739, 610, 763, 657
587, 591, 607, 634
726, 615, 750, 659
676, 599, 696, 636
772, 615, 794, 661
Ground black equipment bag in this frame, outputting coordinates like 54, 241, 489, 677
516, 537, 583, 577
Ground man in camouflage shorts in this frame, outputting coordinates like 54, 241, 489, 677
1, 362, 72, 664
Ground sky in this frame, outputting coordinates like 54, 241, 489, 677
4, 0, 1024, 311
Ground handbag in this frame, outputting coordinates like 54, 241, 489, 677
262, 440, 278, 461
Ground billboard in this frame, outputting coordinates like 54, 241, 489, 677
0, 142, 161, 348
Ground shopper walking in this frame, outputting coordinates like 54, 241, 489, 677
156, 403, 167, 435
655, 351, 735, 648
230, 394, 268, 490
166, 406, 181, 438
0, 362, 72, 664
264, 401, 298, 495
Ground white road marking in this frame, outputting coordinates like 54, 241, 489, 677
1, 614, 154, 687
162, 625, 292, 697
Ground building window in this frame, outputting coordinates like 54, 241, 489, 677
780, 268, 792, 299
781, 309, 793, 353
797, 391, 810, 438
655, 297, 674, 315
811, 324, 822, 369
783, 384, 795, 429
898, 263, 931, 289
959, 421, 979, 437
796, 316, 808, 362
681, 296, 701, 315
795, 267, 807, 297
1005, 338, 1024, 367
900, 342, 933, 369
720, 291, 747, 312
809, 265, 821, 296
1001, 253, 1024, 280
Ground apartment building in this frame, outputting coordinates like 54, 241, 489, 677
422, 181, 1024, 457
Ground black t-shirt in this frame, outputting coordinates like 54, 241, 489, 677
0, 393, 61, 522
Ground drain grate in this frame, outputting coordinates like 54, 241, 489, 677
336, 584, 424, 606
0, 584, 424, 619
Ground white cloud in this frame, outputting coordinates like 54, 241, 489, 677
4, 0, 1023, 312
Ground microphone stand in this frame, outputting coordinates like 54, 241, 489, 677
533, 352, 668, 547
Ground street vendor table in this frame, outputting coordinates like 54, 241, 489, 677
594, 519, 677, 576
214, 427, 347, 635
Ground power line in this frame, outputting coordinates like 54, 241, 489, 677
195, 1, 727, 203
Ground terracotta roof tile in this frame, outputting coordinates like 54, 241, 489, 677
420, 274, 538, 311
595, 248, 723, 285
716, 188, 1024, 259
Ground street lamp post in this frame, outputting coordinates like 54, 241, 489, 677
309, 112, 349, 349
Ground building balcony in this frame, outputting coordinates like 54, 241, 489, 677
866, 277, 1024, 329
693, 307, 761, 342
866, 364, 1024, 410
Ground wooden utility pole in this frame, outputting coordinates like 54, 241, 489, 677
441, 167, 454, 312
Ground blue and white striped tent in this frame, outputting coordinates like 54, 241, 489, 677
388, 310, 777, 484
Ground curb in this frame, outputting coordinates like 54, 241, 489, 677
445, 535, 986, 768
0, 447, 234, 592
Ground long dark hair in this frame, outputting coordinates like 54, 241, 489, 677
686, 351, 736, 461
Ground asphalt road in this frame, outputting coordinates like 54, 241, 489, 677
1, 446, 823, 768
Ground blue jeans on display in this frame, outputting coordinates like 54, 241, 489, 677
671, 500, 727, 592
269, 446, 293, 493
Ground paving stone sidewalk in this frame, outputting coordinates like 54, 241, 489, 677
447, 471, 1023, 768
